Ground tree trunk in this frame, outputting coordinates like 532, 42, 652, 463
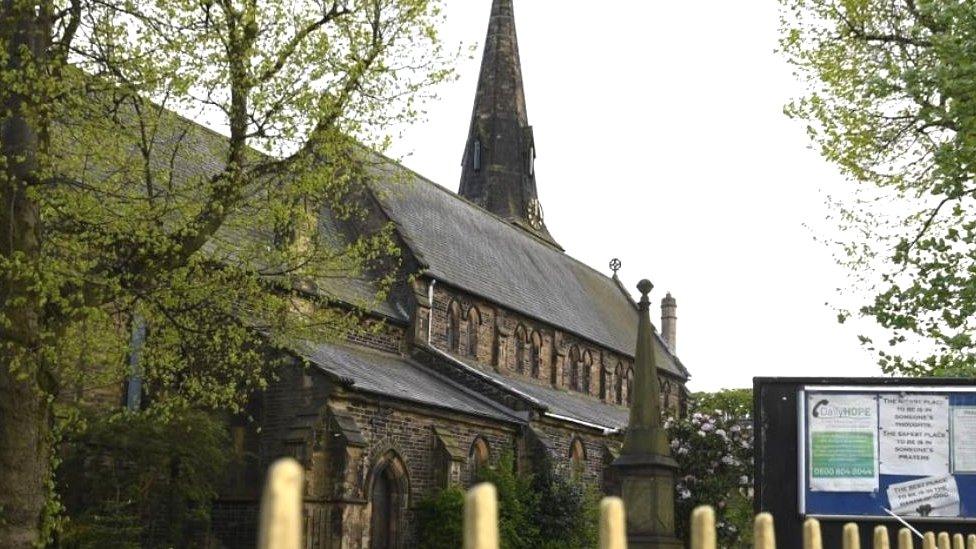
0, 370, 51, 548
0, 2, 53, 547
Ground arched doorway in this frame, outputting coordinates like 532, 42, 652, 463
369, 451, 409, 549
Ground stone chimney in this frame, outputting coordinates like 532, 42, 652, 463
661, 292, 677, 352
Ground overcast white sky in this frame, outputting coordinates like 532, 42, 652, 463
390, 0, 886, 392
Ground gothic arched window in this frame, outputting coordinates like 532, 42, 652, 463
447, 300, 461, 353
569, 437, 586, 478
581, 351, 593, 394
469, 437, 490, 478
568, 346, 581, 391
614, 362, 623, 405
625, 367, 635, 406
599, 362, 609, 400
514, 324, 528, 374
530, 331, 542, 378
466, 306, 481, 359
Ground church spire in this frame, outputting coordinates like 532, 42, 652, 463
459, 0, 559, 248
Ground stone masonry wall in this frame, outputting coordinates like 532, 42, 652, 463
418, 280, 686, 414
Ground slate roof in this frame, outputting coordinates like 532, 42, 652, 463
440, 349, 630, 431
301, 341, 519, 423
364, 159, 688, 378
486, 369, 629, 430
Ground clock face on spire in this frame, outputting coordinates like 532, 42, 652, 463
526, 197, 543, 229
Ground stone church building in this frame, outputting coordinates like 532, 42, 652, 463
212, 0, 690, 546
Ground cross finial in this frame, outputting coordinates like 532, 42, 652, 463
609, 258, 621, 275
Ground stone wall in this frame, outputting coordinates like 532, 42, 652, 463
418, 279, 687, 414
529, 419, 623, 488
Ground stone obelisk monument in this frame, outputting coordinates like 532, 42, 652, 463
611, 279, 682, 548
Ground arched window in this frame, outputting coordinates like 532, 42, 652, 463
569, 437, 586, 478
530, 331, 542, 378
599, 362, 609, 400
614, 362, 623, 405
369, 450, 409, 549
568, 346, 581, 391
469, 437, 490, 480
514, 324, 527, 374
446, 300, 461, 353
466, 306, 481, 359
581, 351, 593, 394
625, 367, 635, 406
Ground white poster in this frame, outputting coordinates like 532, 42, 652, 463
879, 395, 950, 476
807, 393, 879, 492
886, 475, 960, 517
952, 407, 976, 473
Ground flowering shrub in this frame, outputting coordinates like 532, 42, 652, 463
667, 399, 754, 547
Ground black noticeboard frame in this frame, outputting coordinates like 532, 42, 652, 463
754, 377, 976, 547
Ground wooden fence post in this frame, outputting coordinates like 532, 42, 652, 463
256, 458, 304, 549
690, 505, 715, 549
923, 532, 937, 549
803, 518, 822, 549
968, 534, 976, 549
940, 532, 952, 549
464, 483, 498, 549
899, 528, 914, 549
599, 497, 626, 549
754, 512, 775, 549
954, 534, 965, 549
844, 523, 861, 549
874, 526, 890, 549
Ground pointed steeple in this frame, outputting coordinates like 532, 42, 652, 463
459, 0, 559, 248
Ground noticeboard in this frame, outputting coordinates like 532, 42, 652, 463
798, 385, 976, 522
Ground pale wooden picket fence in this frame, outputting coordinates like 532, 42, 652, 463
255, 458, 976, 549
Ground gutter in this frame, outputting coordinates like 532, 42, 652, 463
543, 412, 620, 436
422, 340, 546, 410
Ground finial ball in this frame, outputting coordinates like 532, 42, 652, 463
637, 279, 653, 296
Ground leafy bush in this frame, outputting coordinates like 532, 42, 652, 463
414, 486, 464, 548
414, 454, 598, 549
668, 393, 754, 547
57, 409, 228, 548
532, 468, 599, 549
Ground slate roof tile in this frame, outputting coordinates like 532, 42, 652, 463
363, 158, 688, 378
301, 341, 519, 423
